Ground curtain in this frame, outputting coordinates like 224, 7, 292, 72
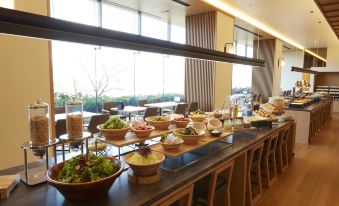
185, 12, 216, 112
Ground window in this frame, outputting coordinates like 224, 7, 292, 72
102, 4, 138, 34
50, 0, 98, 26
232, 43, 253, 95
51, 1, 185, 111
141, 15, 168, 40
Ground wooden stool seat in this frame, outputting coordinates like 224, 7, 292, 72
194, 160, 234, 206
261, 132, 279, 188
276, 127, 290, 173
151, 184, 194, 206
246, 142, 264, 206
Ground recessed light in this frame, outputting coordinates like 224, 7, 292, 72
310, 10, 314, 13
318, 21, 322, 24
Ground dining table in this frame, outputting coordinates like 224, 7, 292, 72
144, 101, 180, 115
111, 106, 146, 120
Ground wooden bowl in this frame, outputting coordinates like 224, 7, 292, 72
130, 126, 155, 138
97, 124, 130, 140
174, 120, 190, 128
45, 157, 124, 202
160, 139, 184, 151
124, 151, 165, 176
174, 128, 205, 145
145, 116, 172, 130
190, 115, 206, 122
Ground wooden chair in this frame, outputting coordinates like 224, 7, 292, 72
102, 102, 118, 115
261, 133, 279, 188
143, 107, 159, 120
138, 99, 148, 107
150, 184, 194, 206
55, 106, 65, 114
86, 114, 110, 136
194, 160, 234, 206
276, 127, 290, 173
174, 103, 188, 116
246, 142, 264, 206
187, 102, 198, 115
153, 98, 161, 103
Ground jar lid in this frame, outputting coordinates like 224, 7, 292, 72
66, 97, 82, 105
29, 99, 49, 109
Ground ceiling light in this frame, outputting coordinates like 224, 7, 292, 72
203, 0, 327, 62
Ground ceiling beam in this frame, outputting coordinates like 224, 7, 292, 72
0, 7, 265, 67
328, 14, 339, 19
323, 8, 339, 13
315, 0, 339, 40
291, 67, 319, 75
319, 2, 339, 6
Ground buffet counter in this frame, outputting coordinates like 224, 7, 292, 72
285, 99, 332, 144
0, 121, 296, 206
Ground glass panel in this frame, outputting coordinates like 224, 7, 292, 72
134, 52, 164, 98
232, 44, 252, 94
164, 56, 185, 96
171, 24, 186, 44
102, 3, 138, 34
50, 0, 98, 26
141, 15, 168, 40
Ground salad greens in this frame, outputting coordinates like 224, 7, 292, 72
57, 154, 119, 183
155, 116, 167, 121
183, 126, 198, 135
194, 109, 205, 114
103, 118, 129, 129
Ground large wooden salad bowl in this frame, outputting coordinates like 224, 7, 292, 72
97, 124, 130, 140
174, 128, 205, 145
145, 116, 172, 130
124, 151, 165, 176
45, 157, 124, 202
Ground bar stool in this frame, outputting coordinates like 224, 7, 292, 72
246, 142, 264, 206
194, 160, 234, 206
261, 132, 279, 188
309, 111, 315, 142
276, 127, 289, 173
151, 184, 194, 206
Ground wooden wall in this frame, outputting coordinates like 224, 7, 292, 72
315, 73, 339, 86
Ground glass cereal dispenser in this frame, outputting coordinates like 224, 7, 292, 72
66, 97, 83, 138
28, 99, 50, 158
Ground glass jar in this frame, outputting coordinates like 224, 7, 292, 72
28, 99, 50, 146
223, 119, 232, 131
66, 97, 83, 138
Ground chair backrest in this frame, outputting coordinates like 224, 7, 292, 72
187, 101, 198, 113
143, 107, 158, 120
153, 98, 161, 103
88, 114, 110, 134
102, 102, 118, 111
55, 119, 66, 139
174, 96, 181, 102
138, 99, 148, 107
174, 103, 188, 115
55, 106, 65, 114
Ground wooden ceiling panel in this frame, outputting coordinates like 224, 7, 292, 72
315, 0, 339, 39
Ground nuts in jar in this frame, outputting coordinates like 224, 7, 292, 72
67, 114, 83, 138
30, 116, 49, 145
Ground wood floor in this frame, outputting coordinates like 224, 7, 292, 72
258, 113, 339, 206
